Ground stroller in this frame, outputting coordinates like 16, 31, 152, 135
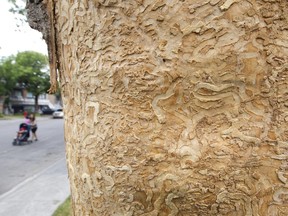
12, 123, 32, 145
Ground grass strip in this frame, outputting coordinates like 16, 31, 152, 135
52, 196, 72, 216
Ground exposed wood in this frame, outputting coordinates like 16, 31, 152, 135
28, 0, 288, 215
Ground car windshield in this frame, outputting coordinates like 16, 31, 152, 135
56, 109, 63, 112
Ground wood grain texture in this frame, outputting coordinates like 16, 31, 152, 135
32, 0, 288, 215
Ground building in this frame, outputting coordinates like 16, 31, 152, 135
9, 87, 56, 114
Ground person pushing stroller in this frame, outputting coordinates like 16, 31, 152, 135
30, 114, 38, 141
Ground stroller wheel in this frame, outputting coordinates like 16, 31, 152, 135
12, 139, 18, 145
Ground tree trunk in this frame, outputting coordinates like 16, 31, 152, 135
34, 94, 39, 114
0, 96, 4, 115
28, 1, 288, 215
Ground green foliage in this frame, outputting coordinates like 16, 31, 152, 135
8, 0, 26, 16
0, 55, 18, 96
0, 51, 50, 112
15, 51, 50, 97
7, 0, 26, 28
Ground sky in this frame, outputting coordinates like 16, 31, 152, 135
0, 1, 47, 58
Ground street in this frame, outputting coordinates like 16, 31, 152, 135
0, 117, 70, 216
0, 117, 66, 195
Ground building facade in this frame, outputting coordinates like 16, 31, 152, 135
8, 87, 55, 114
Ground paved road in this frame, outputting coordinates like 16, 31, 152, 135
0, 117, 66, 195
0, 117, 70, 216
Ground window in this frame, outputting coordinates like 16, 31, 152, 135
12, 90, 22, 99
26, 92, 34, 99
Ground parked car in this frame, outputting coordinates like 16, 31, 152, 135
41, 106, 55, 115
52, 109, 64, 119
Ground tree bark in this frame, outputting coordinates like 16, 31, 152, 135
28, 0, 288, 215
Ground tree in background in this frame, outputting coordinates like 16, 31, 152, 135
0, 56, 18, 113
0, 56, 18, 97
15, 51, 50, 113
1, 1, 51, 115
0, 51, 50, 114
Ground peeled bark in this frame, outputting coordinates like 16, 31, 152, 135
28, 0, 288, 215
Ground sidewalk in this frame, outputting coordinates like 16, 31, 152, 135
0, 158, 70, 216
